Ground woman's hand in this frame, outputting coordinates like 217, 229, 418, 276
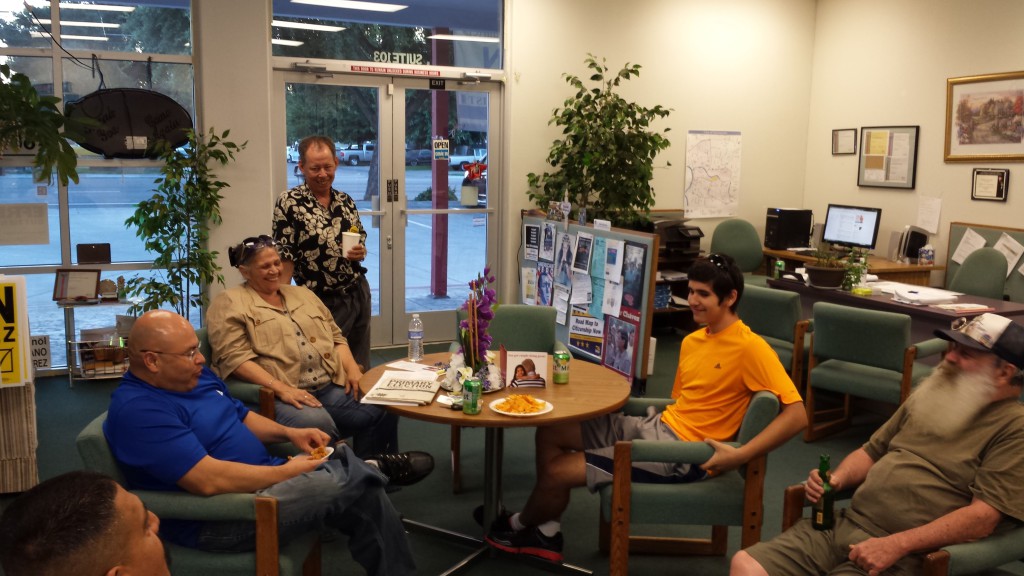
277, 385, 322, 409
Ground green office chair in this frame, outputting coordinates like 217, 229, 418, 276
710, 218, 768, 286
449, 304, 568, 493
598, 391, 780, 575
782, 483, 1024, 575
947, 247, 1007, 300
804, 302, 947, 441
76, 413, 322, 576
737, 285, 811, 392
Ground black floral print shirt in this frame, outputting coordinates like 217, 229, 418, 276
272, 183, 367, 295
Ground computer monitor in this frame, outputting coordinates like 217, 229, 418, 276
821, 204, 882, 251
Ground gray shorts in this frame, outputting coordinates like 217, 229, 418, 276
580, 407, 707, 491
743, 511, 921, 575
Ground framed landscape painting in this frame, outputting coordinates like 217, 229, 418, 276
945, 70, 1024, 162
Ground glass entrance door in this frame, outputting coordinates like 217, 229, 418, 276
275, 72, 499, 348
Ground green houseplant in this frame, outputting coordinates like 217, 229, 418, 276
526, 54, 671, 228
0, 64, 81, 185
124, 128, 247, 322
805, 249, 846, 289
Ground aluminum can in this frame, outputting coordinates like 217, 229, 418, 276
462, 378, 482, 415
553, 352, 570, 384
774, 259, 785, 279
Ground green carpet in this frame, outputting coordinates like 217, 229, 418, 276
12, 335, 1024, 575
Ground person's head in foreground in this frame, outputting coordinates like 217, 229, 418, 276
687, 253, 744, 329
228, 234, 284, 295
0, 470, 170, 576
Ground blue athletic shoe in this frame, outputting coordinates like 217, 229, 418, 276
485, 526, 564, 563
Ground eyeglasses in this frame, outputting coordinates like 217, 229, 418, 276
142, 346, 201, 361
230, 235, 277, 267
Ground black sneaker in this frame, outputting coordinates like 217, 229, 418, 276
472, 504, 513, 532
367, 451, 434, 486
485, 526, 564, 563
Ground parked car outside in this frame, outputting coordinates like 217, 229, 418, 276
406, 149, 433, 166
286, 145, 299, 162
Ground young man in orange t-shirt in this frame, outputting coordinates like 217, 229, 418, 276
485, 253, 807, 563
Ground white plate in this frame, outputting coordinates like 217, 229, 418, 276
489, 397, 553, 417
309, 446, 334, 460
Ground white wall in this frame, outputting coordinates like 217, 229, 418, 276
503, 0, 818, 295
805, 0, 1024, 284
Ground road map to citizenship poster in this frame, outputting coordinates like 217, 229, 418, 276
684, 130, 742, 218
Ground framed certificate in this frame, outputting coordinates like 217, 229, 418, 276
971, 168, 1010, 201
53, 269, 101, 301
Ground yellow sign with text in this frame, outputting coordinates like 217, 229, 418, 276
0, 277, 31, 387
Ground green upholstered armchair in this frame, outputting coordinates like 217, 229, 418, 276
76, 413, 322, 576
804, 302, 947, 441
710, 218, 768, 286
449, 304, 568, 493
598, 391, 780, 576
782, 483, 1024, 575
737, 285, 811, 392
197, 327, 276, 419
947, 247, 1007, 300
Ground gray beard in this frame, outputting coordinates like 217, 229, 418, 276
909, 360, 996, 438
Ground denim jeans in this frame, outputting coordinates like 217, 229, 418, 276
196, 444, 415, 576
274, 381, 398, 458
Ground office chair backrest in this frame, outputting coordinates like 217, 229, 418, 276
737, 285, 802, 343
76, 412, 127, 485
710, 219, 763, 273
949, 247, 1007, 300
812, 302, 910, 372
456, 304, 557, 352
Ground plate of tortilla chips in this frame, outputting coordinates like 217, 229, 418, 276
490, 394, 553, 417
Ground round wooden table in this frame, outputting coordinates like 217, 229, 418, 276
359, 351, 631, 575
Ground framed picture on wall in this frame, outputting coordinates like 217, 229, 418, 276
831, 128, 857, 155
971, 168, 1010, 201
857, 125, 919, 189
945, 70, 1024, 162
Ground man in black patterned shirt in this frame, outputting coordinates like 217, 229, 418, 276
273, 135, 372, 370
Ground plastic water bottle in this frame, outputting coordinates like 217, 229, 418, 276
408, 314, 424, 361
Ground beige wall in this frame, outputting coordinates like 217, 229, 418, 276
199, 0, 1022, 307
804, 0, 1024, 285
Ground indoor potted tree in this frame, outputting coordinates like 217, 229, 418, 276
805, 249, 847, 289
526, 54, 671, 228
0, 64, 81, 186
124, 128, 246, 323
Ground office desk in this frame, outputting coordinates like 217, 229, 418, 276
763, 249, 944, 286
359, 353, 631, 575
766, 278, 1024, 341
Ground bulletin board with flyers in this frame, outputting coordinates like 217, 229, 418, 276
518, 215, 658, 386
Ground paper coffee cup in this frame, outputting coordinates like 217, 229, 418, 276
341, 231, 360, 255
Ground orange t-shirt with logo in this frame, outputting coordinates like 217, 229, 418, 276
660, 319, 803, 442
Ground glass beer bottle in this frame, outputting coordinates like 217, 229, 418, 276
812, 454, 835, 530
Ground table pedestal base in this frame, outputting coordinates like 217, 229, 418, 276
404, 428, 593, 575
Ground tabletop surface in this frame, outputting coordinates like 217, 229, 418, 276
763, 248, 946, 272
358, 352, 632, 428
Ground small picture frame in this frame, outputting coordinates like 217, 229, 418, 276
53, 268, 101, 302
971, 168, 1010, 202
832, 128, 857, 155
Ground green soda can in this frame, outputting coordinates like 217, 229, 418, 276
553, 351, 570, 384
462, 378, 482, 415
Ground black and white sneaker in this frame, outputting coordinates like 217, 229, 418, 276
367, 451, 434, 486
485, 526, 564, 563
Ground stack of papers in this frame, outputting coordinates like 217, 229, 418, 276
361, 370, 442, 406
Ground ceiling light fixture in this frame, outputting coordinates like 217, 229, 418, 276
39, 19, 120, 28
31, 31, 109, 41
291, 0, 407, 13
272, 20, 345, 32
57, 2, 135, 12
428, 34, 499, 44
272, 38, 305, 47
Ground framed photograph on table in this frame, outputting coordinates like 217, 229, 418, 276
857, 125, 919, 189
945, 70, 1024, 162
832, 128, 857, 155
52, 269, 101, 302
971, 168, 1010, 201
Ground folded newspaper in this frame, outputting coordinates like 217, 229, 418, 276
361, 370, 442, 406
